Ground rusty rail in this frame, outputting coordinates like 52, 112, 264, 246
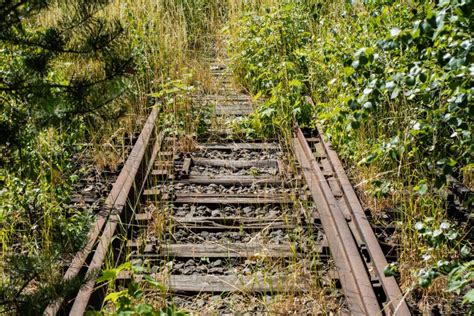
292, 124, 410, 315
44, 106, 162, 315
316, 125, 411, 315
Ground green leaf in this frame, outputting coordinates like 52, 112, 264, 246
143, 275, 167, 291
446, 230, 458, 240
461, 245, 471, 258
135, 304, 154, 314
446, 158, 457, 167
390, 86, 401, 99
384, 263, 398, 277
97, 262, 131, 283
96, 269, 119, 283
289, 79, 302, 87
419, 276, 431, 288
363, 102, 373, 109
260, 107, 275, 118
414, 182, 428, 195
385, 81, 396, 91
463, 289, 474, 304
104, 290, 128, 303
133, 264, 146, 273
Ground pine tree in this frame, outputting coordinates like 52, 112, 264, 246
0, 0, 132, 146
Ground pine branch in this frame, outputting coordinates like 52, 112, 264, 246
0, 55, 132, 93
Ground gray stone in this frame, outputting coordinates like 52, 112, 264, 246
176, 211, 186, 217
268, 210, 279, 218
196, 265, 207, 272
174, 263, 184, 270
182, 268, 192, 275
196, 299, 205, 307
209, 267, 224, 274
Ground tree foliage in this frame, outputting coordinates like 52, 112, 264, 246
0, 0, 132, 147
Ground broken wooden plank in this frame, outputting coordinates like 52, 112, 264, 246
200, 95, 250, 102
166, 175, 284, 186
127, 241, 154, 253
172, 216, 298, 227
327, 177, 343, 198
314, 142, 329, 160
156, 243, 301, 258
157, 151, 174, 157
215, 105, 253, 116
154, 161, 173, 168
127, 239, 330, 261
202, 143, 280, 151
134, 213, 153, 225
167, 274, 308, 293
192, 158, 278, 169
171, 193, 292, 205
117, 274, 307, 293
151, 169, 170, 180
128, 242, 329, 259
173, 197, 292, 205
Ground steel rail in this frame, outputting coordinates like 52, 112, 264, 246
316, 125, 411, 315
44, 106, 161, 315
293, 127, 380, 315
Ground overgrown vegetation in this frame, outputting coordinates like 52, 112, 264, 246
1, 0, 472, 313
86, 262, 187, 315
227, 3, 313, 137
0, 0, 129, 313
227, 0, 473, 313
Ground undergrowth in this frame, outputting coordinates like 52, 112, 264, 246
227, 0, 473, 313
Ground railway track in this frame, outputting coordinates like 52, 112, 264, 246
46, 59, 410, 315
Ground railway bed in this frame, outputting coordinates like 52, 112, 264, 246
45, 60, 410, 315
